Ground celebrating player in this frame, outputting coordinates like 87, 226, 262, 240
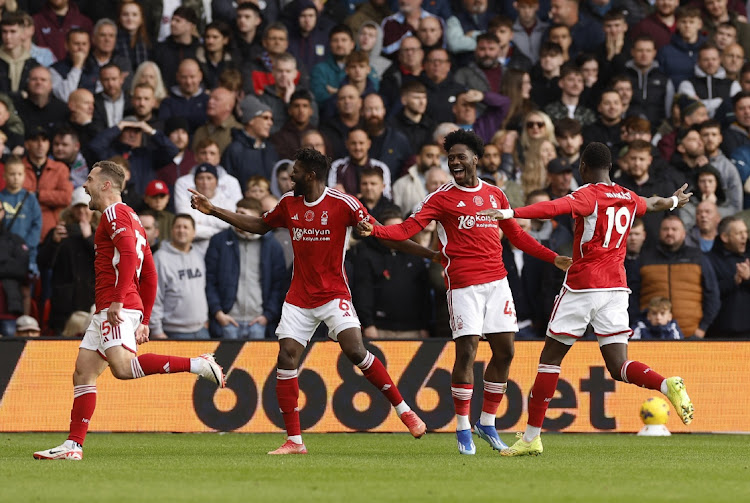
189, 148, 430, 455
357, 130, 571, 455
479, 142, 695, 456
34, 161, 225, 461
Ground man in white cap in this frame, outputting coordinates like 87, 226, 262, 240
222, 95, 279, 189
14, 315, 41, 337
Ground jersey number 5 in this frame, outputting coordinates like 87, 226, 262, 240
134, 229, 147, 278
603, 206, 631, 248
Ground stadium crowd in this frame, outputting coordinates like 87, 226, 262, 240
0, 0, 749, 340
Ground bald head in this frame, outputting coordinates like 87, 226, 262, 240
177, 58, 203, 96
68, 89, 95, 119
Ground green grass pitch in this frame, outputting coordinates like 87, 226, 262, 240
2, 433, 749, 502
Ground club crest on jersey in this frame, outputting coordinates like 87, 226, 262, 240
321, 211, 328, 225
305, 210, 315, 222
473, 196, 484, 206
490, 195, 497, 208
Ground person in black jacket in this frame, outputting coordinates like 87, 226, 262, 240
705, 216, 750, 338
352, 207, 431, 338
0, 205, 30, 337
152, 7, 201, 89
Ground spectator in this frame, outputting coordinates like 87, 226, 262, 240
287, 0, 330, 73
362, 92, 411, 181
684, 199, 722, 252
353, 207, 430, 338
0, 155, 41, 275
310, 24, 360, 104
130, 82, 161, 130
630, 0, 678, 51
245, 175, 270, 201
150, 214, 210, 340
499, 68, 534, 133
631, 297, 684, 340
380, 35, 424, 109
243, 22, 293, 96
114, 155, 141, 209
33, 0, 93, 63
88, 18, 129, 79
0, 204, 29, 337
677, 42, 741, 119
625, 217, 646, 324
702, 0, 750, 58
329, 128, 392, 199
454, 33, 502, 95
657, 96, 708, 161
21, 13, 56, 68
639, 215, 720, 338
705, 216, 750, 338
357, 165, 398, 222
14, 314, 41, 337
115, 0, 152, 74
389, 80, 434, 153
722, 91, 750, 157
357, 20, 391, 80
554, 117, 583, 183
0, 12, 39, 96
698, 119, 743, 213
714, 22, 739, 53
346, 0, 393, 35
300, 128, 328, 155
512, 0, 549, 65
335, 50, 379, 106
319, 84, 363, 159
416, 15, 444, 54
544, 63, 596, 126
37, 187, 95, 335
452, 89, 511, 144
173, 138, 243, 219
138, 209, 161, 252
140, 179, 175, 245
583, 89, 623, 158
222, 95, 279, 188
196, 20, 238, 90
152, 6, 200, 89
13, 66, 67, 134
259, 53, 318, 134
657, 6, 707, 88
175, 162, 234, 255
234, 3, 263, 64
60, 310, 91, 337
595, 9, 630, 78
677, 164, 736, 231
65, 88, 100, 165
22, 126, 73, 241
205, 197, 286, 339
89, 116, 178, 195
159, 58, 208, 134
269, 159, 294, 198
51, 126, 88, 189
548, 0, 604, 57
544, 158, 573, 199
444, 0, 492, 58
92, 63, 130, 129
192, 86, 240, 154
529, 41, 563, 108
625, 35, 669, 127
392, 142, 441, 217
420, 47, 465, 124
548, 23, 573, 62
49, 29, 98, 104
155, 116, 196, 192
270, 89, 316, 160
381, 0, 437, 58
130, 61, 167, 106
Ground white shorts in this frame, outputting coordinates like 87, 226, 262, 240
546, 288, 632, 347
448, 278, 519, 339
275, 298, 361, 347
80, 308, 142, 358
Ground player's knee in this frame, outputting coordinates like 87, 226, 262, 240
109, 361, 133, 380
492, 347, 514, 367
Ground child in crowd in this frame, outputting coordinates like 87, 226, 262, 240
632, 297, 684, 340
245, 175, 271, 201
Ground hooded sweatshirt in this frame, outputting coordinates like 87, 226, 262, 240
358, 20, 391, 79
150, 241, 209, 335
0, 48, 32, 93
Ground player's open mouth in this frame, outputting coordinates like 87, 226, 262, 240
452, 168, 465, 177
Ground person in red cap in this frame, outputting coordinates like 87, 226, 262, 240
142, 179, 175, 242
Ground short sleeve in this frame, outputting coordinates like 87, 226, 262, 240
263, 196, 288, 229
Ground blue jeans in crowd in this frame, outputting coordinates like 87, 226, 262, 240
165, 327, 211, 340
0, 319, 16, 337
220, 321, 266, 340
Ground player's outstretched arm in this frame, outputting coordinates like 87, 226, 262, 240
189, 188, 271, 234
370, 218, 439, 261
479, 197, 574, 220
645, 183, 692, 212
357, 216, 425, 241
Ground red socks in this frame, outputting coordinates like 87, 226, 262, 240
68, 385, 96, 445
482, 381, 506, 417
357, 352, 404, 407
527, 364, 561, 428
276, 369, 301, 437
451, 383, 473, 416
130, 354, 191, 377
621, 360, 665, 390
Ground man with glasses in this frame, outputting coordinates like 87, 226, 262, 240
420, 47, 464, 123
380, 35, 424, 109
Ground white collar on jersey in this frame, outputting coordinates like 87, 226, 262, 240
451, 179, 484, 192
303, 187, 329, 207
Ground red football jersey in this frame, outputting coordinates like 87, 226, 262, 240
94, 202, 152, 313
516, 183, 647, 291
263, 188, 367, 308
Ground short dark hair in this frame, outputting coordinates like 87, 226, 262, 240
378, 207, 404, 223
173, 213, 196, 229
476, 33, 499, 45
581, 142, 611, 171
237, 2, 262, 17
99, 62, 121, 75
0, 12, 25, 27
631, 217, 645, 230
294, 147, 330, 182
603, 9, 626, 23
488, 15, 513, 31
599, 88, 621, 104
289, 89, 313, 104
560, 62, 582, 79
734, 90, 750, 107
237, 197, 263, 213
360, 165, 384, 180
698, 41, 720, 55
263, 22, 288, 39
555, 118, 582, 137
329, 23, 353, 41
698, 119, 722, 132
540, 42, 563, 57
718, 215, 744, 235
400, 80, 427, 96
443, 129, 484, 158
675, 6, 701, 20
66, 28, 89, 43
622, 116, 651, 134
526, 189, 550, 205
627, 139, 652, 153
53, 125, 80, 143
632, 35, 656, 48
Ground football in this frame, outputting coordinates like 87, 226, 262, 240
640, 397, 671, 425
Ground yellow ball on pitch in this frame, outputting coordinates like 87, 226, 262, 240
640, 397, 670, 425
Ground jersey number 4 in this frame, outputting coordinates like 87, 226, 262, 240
603, 206, 632, 249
